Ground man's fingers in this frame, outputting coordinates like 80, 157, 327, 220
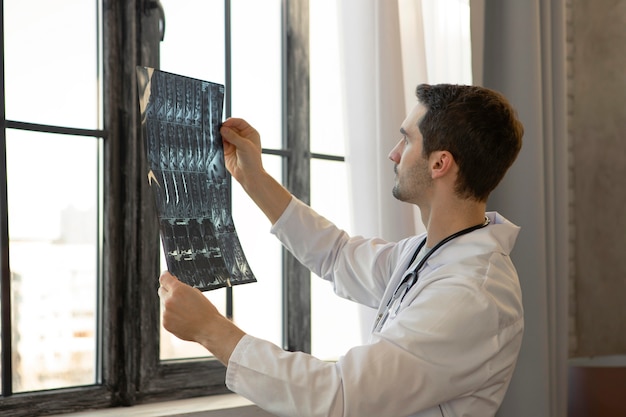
221, 117, 250, 130
159, 271, 179, 291
157, 285, 167, 299
221, 118, 259, 145
220, 125, 243, 146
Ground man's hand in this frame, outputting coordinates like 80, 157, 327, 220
158, 271, 245, 365
220, 117, 264, 187
219, 117, 292, 224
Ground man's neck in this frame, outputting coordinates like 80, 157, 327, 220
421, 201, 487, 248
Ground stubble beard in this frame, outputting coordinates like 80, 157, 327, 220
392, 182, 403, 201
391, 166, 404, 201
392, 161, 432, 203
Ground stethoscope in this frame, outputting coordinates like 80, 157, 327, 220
373, 216, 491, 332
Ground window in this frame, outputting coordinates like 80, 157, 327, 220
1, 0, 103, 401
0, 1, 354, 415
158, 0, 359, 361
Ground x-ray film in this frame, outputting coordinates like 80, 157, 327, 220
137, 66, 256, 291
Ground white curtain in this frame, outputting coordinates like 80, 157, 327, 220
335, 0, 474, 346
335, 0, 413, 336
336, 0, 414, 245
336, 0, 472, 242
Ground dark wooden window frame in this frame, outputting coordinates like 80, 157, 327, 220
0, 1, 346, 415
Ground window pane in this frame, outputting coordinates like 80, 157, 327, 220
230, 155, 282, 346
160, 155, 283, 359
310, 159, 361, 360
3, 0, 99, 128
6, 129, 99, 392
158, 1, 283, 359
310, 0, 355, 360
159, 0, 225, 84
158, 0, 227, 361
231, 0, 282, 150
310, 0, 345, 156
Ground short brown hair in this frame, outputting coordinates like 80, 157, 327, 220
416, 84, 524, 202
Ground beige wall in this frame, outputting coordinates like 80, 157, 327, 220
570, 0, 626, 357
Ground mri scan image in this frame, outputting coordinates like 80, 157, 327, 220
137, 67, 256, 291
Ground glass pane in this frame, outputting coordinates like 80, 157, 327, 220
158, 1, 283, 359
231, 0, 282, 150
160, 155, 283, 359
230, 155, 282, 346
6, 129, 99, 392
3, 0, 99, 128
310, 159, 362, 360
159, 0, 225, 84
158, 0, 227, 361
310, 0, 345, 156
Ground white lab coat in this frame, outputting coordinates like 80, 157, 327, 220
226, 197, 524, 417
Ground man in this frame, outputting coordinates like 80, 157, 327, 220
158, 84, 525, 417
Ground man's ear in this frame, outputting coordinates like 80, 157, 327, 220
430, 151, 456, 179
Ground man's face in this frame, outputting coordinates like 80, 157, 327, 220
388, 103, 432, 204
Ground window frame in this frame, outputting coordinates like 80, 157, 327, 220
98, 0, 233, 405
281, 0, 312, 354
0, 0, 330, 415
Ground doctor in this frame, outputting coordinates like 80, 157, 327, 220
158, 83, 525, 417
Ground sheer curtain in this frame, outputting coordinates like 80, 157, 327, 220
335, 1, 472, 338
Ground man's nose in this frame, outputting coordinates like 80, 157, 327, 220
388, 141, 401, 163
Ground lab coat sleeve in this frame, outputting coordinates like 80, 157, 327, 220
225, 274, 523, 417
270, 197, 411, 307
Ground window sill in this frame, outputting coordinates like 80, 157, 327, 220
50, 394, 275, 416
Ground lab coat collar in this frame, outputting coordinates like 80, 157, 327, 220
423, 211, 520, 267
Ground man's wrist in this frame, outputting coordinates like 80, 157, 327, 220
200, 316, 246, 365
241, 170, 292, 224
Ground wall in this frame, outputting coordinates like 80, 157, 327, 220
570, 0, 626, 357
